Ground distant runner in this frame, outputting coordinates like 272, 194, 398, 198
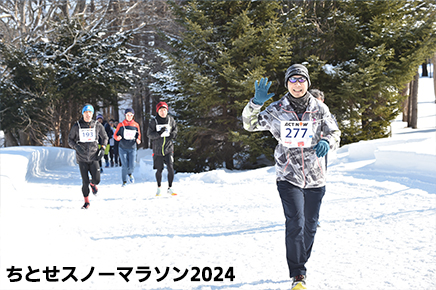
147, 102, 178, 196
113, 108, 141, 187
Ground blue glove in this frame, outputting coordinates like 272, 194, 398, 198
314, 140, 330, 158
253, 77, 275, 105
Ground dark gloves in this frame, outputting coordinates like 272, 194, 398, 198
314, 140, 330, 158
75, 144, 85, 155
97, 147, 105, 160
157, 127, 167, 136
168, 132, 176, 140
253, 77, 275, 105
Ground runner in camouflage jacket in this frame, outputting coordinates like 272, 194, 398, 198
242, 64, 341, 288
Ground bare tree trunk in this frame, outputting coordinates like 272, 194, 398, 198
401, 83, 409, 122
224, 144, 234, 170
60, 99, 74, 148
143, 88, 151, 149
407, 80, 413, 126
114, 94, 120, 121
59, 0, 69, 18
19, 129, 42, 146
74, 0, 87, 15
432, 52, 436, 103
421, 61, 428, 77
18, 128, 43, 146
410, 71, 419, 129
132, 92, 143, 148
53, 101, 62, 147
5, 130, 19, 147
18, 130, 31, 145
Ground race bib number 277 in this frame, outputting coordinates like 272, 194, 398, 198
280, 121, 313, 148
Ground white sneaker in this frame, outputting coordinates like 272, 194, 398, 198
156, 187, 161, 196
167, 188, 177, 196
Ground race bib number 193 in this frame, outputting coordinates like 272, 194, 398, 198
79, 128, 96, 143
280, 121, 313, 148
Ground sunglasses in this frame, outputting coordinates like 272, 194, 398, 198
288, 77, 307, 83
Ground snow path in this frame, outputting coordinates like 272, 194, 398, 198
1, 77, 435, 290
1, 149, 434, 290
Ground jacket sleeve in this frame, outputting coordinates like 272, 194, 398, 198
147, 119, 161, 140
97, 123, 109, 146
242, 99, 271, 132
319, 103, 341, 150
104, 123, 113, 139
68, 124, 79, 150
135, 122, 141, 141
169, 117, 178, 139
113, 123, 123, 141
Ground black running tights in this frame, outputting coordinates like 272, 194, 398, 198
78, 161, 100, 197
154, 155, 174, 188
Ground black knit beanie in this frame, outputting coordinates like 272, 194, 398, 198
284, 64, 311, 88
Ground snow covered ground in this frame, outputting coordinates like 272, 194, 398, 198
1, 77, 435, 290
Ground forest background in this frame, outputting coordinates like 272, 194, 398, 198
1, 0, 435, 172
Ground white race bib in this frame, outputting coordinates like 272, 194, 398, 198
123, 128, 137, 140
280, 121, 314, 148
79, 127, 96, 143
156, 124, 171, 137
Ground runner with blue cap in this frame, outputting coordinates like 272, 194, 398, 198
68, 104, 108, 209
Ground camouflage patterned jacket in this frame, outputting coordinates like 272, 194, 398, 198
242, 93, 341, 188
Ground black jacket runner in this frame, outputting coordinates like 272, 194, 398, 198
68, 118, 108, 163
147, 115, 177, 156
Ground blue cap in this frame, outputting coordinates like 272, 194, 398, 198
82, 104, 94, 114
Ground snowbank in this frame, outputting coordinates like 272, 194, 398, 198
2, 130, 436, 192
337, 132, 436, 177
0, 146, 76, 190
374, 135, 436, 175
138, 148, 155, 181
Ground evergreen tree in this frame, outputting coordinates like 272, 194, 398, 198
0, 42, 55, 145
0, 17, 140, 146
164, 0, 292, 172
282, 0, 436, 144
338, 0, 436, 142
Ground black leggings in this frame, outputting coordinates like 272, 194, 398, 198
154, 154, 174, 188
79, 161, 100, 197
